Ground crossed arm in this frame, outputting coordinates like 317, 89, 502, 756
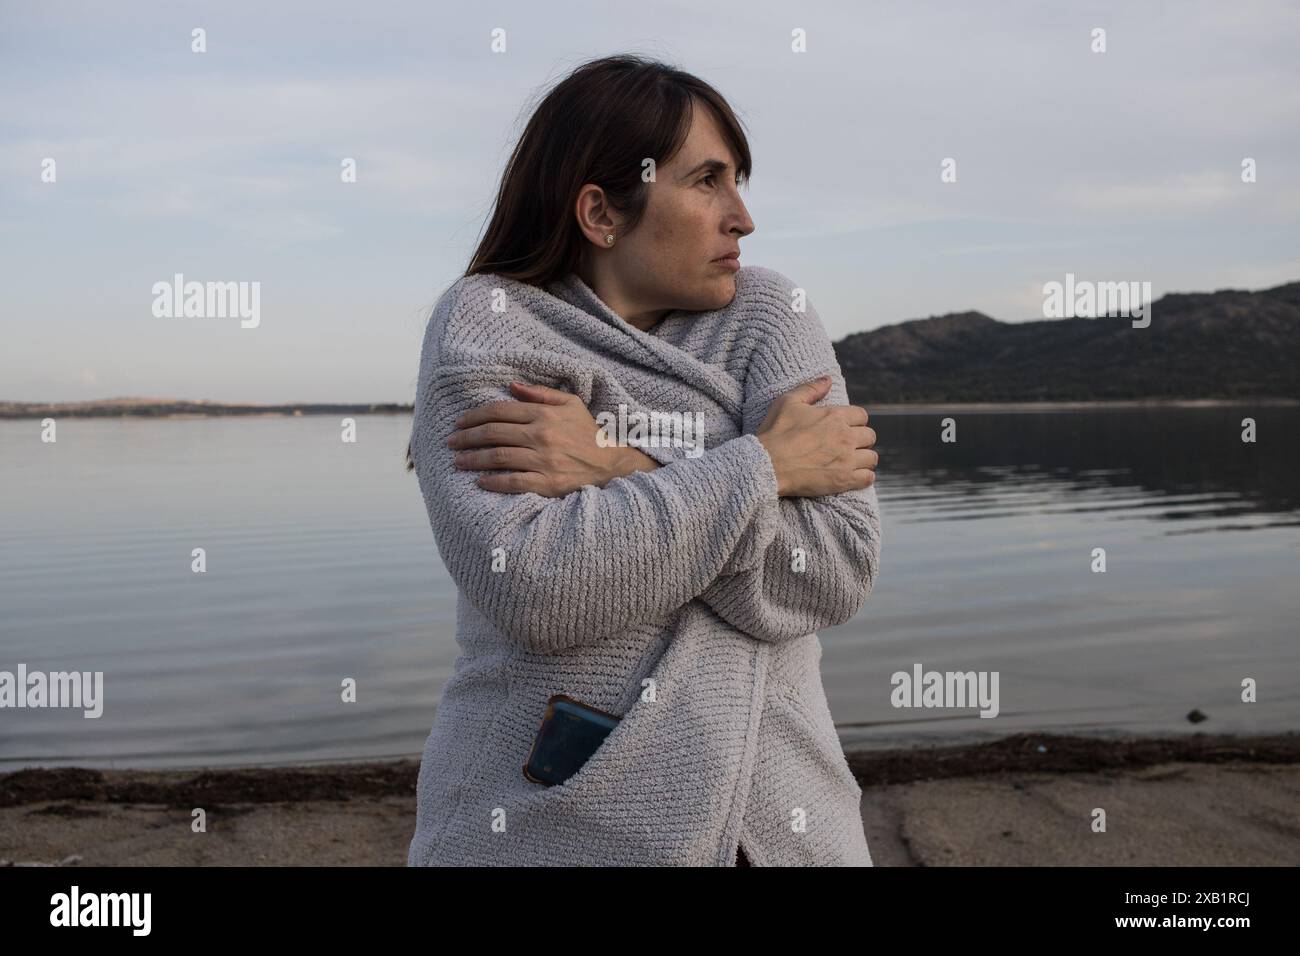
414, 303, 881, 651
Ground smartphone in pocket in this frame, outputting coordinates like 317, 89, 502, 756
523, 693, 622, 786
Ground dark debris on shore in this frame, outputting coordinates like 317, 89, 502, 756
842, 731, 1300, 786
3, 732, 1298, 809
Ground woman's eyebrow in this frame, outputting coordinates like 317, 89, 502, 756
678, 158, 732, 181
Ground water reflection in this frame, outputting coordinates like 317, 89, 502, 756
1, 407, 1296, 768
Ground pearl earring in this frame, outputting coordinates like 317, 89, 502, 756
604, 234, 615, 245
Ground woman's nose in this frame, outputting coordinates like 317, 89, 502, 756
732, 205, 755, 237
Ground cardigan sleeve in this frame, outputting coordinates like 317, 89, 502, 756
410, 354, 784, 655
693, 276, 882, 643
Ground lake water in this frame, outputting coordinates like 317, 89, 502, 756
2, 407, 1297, 770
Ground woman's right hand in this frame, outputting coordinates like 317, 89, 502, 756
755, 376, 878, 497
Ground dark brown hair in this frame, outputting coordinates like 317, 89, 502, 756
406, 53, 752, 472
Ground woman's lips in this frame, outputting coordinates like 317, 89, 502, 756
711, 256, 740, 271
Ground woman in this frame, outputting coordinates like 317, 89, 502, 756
405, 54, 881, 866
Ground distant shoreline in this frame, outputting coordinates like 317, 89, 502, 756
2, 396, 1295, 420
0, 400, 413, 420
864, 397, 1299, 413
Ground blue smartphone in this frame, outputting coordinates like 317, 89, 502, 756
523, 693, 621, 786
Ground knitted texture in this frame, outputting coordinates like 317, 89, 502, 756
406, 265, 881, 866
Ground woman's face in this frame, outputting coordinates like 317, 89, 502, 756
578, 102, 756, 325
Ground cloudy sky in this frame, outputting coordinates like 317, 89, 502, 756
3, 0, 1298, 403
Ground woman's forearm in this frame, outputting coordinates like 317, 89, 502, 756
611, 445, 663, 479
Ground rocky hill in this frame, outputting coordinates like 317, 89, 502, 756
834, 281, 1300, 403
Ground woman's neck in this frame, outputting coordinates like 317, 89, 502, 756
575, 263, 672, 332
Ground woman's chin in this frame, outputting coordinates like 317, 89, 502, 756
668, 274, 737, 313
701, 274, 738, 309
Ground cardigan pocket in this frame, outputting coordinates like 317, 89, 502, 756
523, 694, 644, 805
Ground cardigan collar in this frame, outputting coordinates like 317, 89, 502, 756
544, 271, 669, 338
536, 271, 745, 419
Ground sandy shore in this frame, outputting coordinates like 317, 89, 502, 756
3, 732, 1297, 866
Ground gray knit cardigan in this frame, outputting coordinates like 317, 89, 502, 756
406, 265, 882, 866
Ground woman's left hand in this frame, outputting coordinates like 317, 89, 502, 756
448, 381, 659, 496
